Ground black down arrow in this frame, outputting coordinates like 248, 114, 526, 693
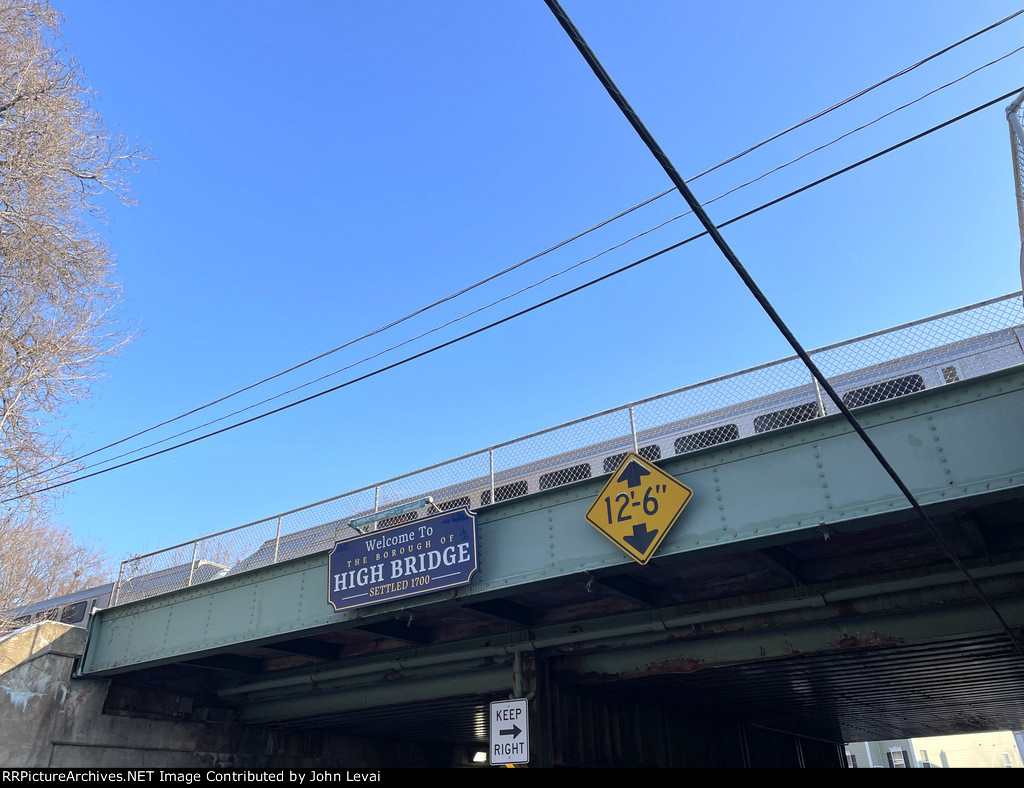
622, 523, 658, 554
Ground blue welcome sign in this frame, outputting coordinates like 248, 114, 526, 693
328, 507, 478, 612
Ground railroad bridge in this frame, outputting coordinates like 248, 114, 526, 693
6, 295, 1024, 767
69, 363, 1024, 767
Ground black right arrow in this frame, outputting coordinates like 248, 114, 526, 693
622, 522, 658, 554
500, 724, 522, 738
616, 460, 650, 489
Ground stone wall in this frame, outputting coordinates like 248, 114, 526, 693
0, 623, 86, 766
0, 622, 452, 768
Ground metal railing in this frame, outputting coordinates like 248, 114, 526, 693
111, 292, 1024, 606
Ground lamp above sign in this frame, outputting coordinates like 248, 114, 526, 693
328, 507, 478, 612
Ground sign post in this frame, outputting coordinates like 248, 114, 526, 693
489, 698, 529, 766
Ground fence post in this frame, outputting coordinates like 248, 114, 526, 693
112, 562, 125, 606
186, 541, 199, 587
812, 372, 828, 417
629, 406, 639, 454
273, 516, 283, 564
489, 449, 495, 505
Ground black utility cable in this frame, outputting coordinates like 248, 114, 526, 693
689, 6, 1024, 182
10, 48, 1023, 495
4, 85, 1021, 505
543, 0, 1024, 656
7, 189, 670, 489
17, 7, 1022, 491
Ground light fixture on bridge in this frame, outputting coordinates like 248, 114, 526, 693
348, 497, 435, 532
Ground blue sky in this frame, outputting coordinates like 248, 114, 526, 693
43, 1, 1024, 561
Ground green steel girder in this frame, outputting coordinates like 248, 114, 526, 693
79, 369, 1024, 677
234, 659, 513, 725
185, 654, 264, 673
224, 559, 1024, 724
550, 567, 1024, 681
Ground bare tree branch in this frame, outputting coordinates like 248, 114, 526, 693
0, 0, 149, 614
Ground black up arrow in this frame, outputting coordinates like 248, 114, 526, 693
622, 523, 658, 554
500, 724, 522, 738
617, 460, 650, 488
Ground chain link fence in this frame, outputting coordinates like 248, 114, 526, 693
112, 292, 1024, 606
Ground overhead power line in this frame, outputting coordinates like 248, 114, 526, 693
4, 84, 1020, 505
541, 0, 1024, 655
13, 39, 1024, 493
30, 54, 1024, 491
685, 5, 1024, 182
17, 6, 1022, 490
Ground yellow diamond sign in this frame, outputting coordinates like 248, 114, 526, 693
585, 452, 693, 565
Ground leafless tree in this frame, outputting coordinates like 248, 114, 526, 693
0, 0, 148, 614
0, 514, 109, 631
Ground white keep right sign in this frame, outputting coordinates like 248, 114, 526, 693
489, 698, 529, 765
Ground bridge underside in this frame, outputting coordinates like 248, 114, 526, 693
96, 493, 1024, 759
80, 371, 1024, 766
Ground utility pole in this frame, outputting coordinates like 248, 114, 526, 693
1006, 87, 1024, 298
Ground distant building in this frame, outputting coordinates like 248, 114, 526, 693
846, 731, 1024, 768
845, 739, 916, 768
